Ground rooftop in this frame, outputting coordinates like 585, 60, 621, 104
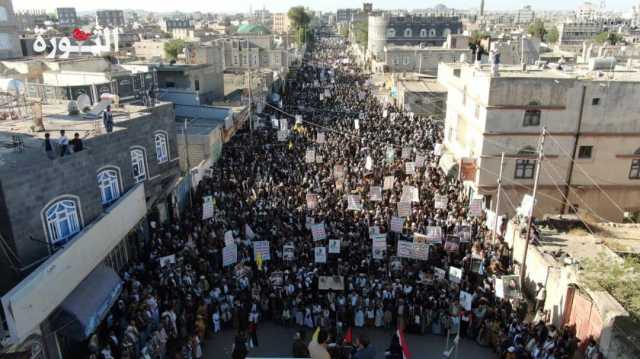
0, 102, 167, 169
397, 78, 447, 93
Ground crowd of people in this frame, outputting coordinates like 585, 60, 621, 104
87, 38, 594, 359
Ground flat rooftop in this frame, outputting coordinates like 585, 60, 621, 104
398, 78, 447, 93
452, 63, 640, 82
0, 102, 167, 169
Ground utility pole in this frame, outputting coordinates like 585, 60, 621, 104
248, 70, 253, 137
493, 152, 505, 244
182, 118, 193, 208
520, 127, 547, 285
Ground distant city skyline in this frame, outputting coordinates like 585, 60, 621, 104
13, 0, 637, 14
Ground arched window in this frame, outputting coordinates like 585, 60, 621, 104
154, 132, 169, 163
404, 28, 412, 38
515, 147, 537, 179
429, 29, 437, 37
97, 169, 121, 205
420, 29, 427, 38
387, 28, 396, 38
630, 148, 640, 179
443, 28, 451, 37
131, 148, 147, 183
44, 198, 81, 245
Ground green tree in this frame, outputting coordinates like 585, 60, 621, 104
545, 26, 559, 44
164, 39, 186, 61
528, 19, 547, 41
352, 20, 368, 47
287, 6, 311, 30
594, 31, 624, 45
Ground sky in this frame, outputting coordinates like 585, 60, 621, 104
13, 0, 636, 14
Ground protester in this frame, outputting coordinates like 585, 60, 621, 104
103, 105, 114, 133
308, 329, 330, 359
43, 132, 55, 159
352, 335, 375, 359
70, 132, 84, 153
293, 331, 310, 357
57, 130, 69, 157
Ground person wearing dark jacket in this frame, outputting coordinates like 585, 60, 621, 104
352, 335, 375, 359
292, 331, 309, 358
232, 331, 248, 359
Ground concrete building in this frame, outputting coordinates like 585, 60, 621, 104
395, 76, 448, 117
272, 13, 290, 34
336, 8, 360, 23
221, 31, 293, 72
367, 14, 463, 60
133, 39, 170, 60
577, 1, 599, 21
159, 18, 193, 33
0, 100, 180, 357
0, 0, 21, 59
56, 7, 77, 27
96, 10, 126, 28
381, 45, 471, 75
15, 9, 47, 32
558, 22, 603, 51
514, 5, 535, 25
438, 61, 640, 222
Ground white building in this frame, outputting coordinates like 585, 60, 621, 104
438, 61, 640, 222
515, 5, 535, 25
577, 2, 599, 21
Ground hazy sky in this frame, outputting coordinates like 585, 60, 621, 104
13, 0, 635, 13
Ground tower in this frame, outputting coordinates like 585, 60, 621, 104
480, 0, 485, 17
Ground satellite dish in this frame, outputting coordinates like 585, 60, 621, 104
77, 94, 91, 112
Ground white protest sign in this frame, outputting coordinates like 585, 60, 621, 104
355, 119, 360, 130
434, 143, 443, 156
413, 233, 430, 260
253, 241, 271, 261
449, 266, 463, 283
311, 223, 327, 241
277, 130, 289, 142
495, 278, 505, 298
295, 115, 303, 124
405, 162, 416, 175
347, 195, 363, 211
328, 239, 341, 254
434, 267, 446, 280
305, 149, 316, 163
434, 195, 448, 209
159, 254, 176, 267
271, 118, 280, 128
202, 195, 214, 220
386, 147, 395, 163
469, 197, 483, 217
316, 132, 326, 144
401, 147, 412, 160
306, 193, 318, 210
425, 226, 443, 244
397, 240, 415, 259
283, 244, 295, 261
397, 201, 412, 217
458, 225, 472, 243
223, 244, 238, 267
518, 194, 535, 217
459, 291, 473, 311
369, 186, 382, 201
224, 231, 235, 246
415, 153, 426, 168
314, 247, 327, 263
280, 118, 288, 131
334, 165, 345, 179
383, 176, 395, 190
245, 224, 256, 240
390, 216, 405, 233
372, 234, 387, 259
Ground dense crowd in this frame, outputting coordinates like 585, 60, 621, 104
87, 38, 596, 359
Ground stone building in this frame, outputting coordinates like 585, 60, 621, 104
96, 10, 126, 28
0, 0, 21, 59
0, 100, 181, 357
558, 22, 603, 51
272, 13, 290, 34
438, 61, 640, 222
56, 7, 77, 27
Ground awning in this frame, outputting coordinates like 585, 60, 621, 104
53, 265, 123, 341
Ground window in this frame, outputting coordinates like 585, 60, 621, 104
443, 28, 451, 37
165, 81, 176, 88
523, 110, 541, 127
131, 148, 147, 183
515, 147, 537, 179
154, 133, 169, 163
194, 80, 200, 91
630, 148, 640, 179
404, 28, 412, 38
420, 29, 427, 37
592, 98, 600, 105
97, 169, 121, 205
44, 198, 81, 245
402, 56, 410, 65
453, 69, 461, 77
387, 29, 396, 37
578, 145, 592, 159
429, 29, 436, 37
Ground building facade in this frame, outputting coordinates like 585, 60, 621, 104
382, 45, 471, 75
159, 18, 193, 33
272, 13, 290, 34
56, 7, 77, 27
515, 5, 535, 25
558, 22, 603, 50
96, 10, 126, 28
0, 0, 21, 59
438, 62, 640, 222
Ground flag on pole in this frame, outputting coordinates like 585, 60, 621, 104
396, 328, 411, 359
256, 252, 263, 271
343, 327, 352, 344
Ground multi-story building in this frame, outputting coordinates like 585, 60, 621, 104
56, 7, 78, 27
96, 9, 126, 28
0, 99, 180, 356
336, 8, 360, 23
367, 14, 463, 60
577, 1, 599, 21
272, 13, 290, 34
381, 45, 471, 75
159, 17, 193, 33
558, 22, 603, 51
0, 0, 21, 59
133, 39, 170, 60
438, 61, 640, 222
515, 5, 535, 25
15, 9, 48, 32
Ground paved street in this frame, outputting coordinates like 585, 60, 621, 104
204, 322, 495, 358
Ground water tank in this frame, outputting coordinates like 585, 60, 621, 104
588, 57, 617, 71
0, 79, 25, 97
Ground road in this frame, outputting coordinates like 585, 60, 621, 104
203, 322, 495, 358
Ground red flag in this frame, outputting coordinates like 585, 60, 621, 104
396, 328, 411, 359
343, 327, 352, 344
